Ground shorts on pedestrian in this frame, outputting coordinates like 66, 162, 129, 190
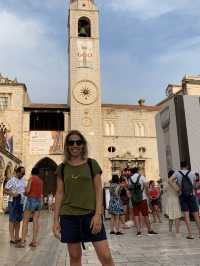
8, 199, 23, 223
60, 212, 107, 244
25, 197, 42, 212
133, 199, 149, 217
179, 195, 199, 213
151, 199, 160, 207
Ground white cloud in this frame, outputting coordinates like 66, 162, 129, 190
158, 36, 200, 64
0, 10, 67, 103
107, 0, 199, 19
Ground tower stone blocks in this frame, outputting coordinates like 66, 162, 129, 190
68, 0, 103, 165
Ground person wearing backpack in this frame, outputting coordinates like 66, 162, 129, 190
172, 161, 200, 239
129, 167, 158, 236
53, 130, 114, 266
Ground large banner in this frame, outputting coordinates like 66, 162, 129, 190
30, 131, 63, 155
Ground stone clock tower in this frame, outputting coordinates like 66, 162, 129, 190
68, 0, 103, 165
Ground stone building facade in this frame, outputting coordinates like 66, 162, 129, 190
0, 0, 160, 203
156, 75, 200, 182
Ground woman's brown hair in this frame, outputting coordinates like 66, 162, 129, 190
64, 130, 88, 161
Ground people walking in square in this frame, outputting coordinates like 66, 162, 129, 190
172, 161, 200, 239
109, 175, 124, 235
165, 170, 182, 237
4, 166, 26, 244
129, 167, 158, 236
16, 167, 43, 248
53, 130, 114, 266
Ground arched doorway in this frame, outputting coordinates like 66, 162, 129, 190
34, 158, 57, 196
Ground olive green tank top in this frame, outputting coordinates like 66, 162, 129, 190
57, 159, 102, 215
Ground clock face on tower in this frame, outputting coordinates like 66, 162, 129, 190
73, 80, 98, 105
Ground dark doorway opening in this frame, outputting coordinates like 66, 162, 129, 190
34, 157, 57, 196
30, 112, 64, 131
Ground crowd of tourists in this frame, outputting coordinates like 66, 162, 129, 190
108, 167, 160, 236
2, 130, 200, 266
108, 161, 200, 240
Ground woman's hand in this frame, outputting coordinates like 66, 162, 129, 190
90, 214, 102, 235
52, 221, 61, 240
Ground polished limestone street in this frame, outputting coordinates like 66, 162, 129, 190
0, 212, 200, 266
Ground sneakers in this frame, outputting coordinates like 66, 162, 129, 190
136, 232, 142, 237
148, 230, 158, 235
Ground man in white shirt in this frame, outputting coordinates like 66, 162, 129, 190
4, 166, 26, 244
129, 167, 157, 236
172, 161, 200, 239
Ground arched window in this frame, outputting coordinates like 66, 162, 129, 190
78, 17, 91, 37
110, 123, 115, 136
134, 122, 145, 137
134, 123, 140, 137
140, 123, 145, 137
105, 122, 110, 136
105, 122, 115, 136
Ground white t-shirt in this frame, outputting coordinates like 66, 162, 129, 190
130, 173, 148, 200
173, 170, 196, 186
173, 170, 196, 195
5, 176, 26, 202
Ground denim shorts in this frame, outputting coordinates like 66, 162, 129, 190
60, 212, 107, 244
179, 195, 199, 213
8, 198, 23, 222
25, 198, 42, 212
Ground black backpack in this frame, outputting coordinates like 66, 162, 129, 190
129, 175, 143, 205
179, 170, 193, 197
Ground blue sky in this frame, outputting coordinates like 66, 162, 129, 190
0, 0, 200, 105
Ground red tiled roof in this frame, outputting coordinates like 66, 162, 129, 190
24, 103, 160, 112
102, 103, 160, 111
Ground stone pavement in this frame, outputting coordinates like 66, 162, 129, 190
1, 211, 200, 266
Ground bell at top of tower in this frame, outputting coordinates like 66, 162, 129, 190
70, 0, 96, 10
78, 17, 91, 37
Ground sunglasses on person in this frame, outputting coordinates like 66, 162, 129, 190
67, 140, 84, 146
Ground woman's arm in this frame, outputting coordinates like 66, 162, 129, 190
90, 174, 103, 234
25, 177, 32, 195
168, 176, 180, 193
93, 174, 103, 216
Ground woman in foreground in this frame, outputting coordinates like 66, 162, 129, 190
53, 130, 114, 266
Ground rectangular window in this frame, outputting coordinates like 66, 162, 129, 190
0, 96, 9, 110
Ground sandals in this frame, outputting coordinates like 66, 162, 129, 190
29, 242, 37, 247
10, 240, 16, 244
186, 236, 194, 240
15, 241, 26, 248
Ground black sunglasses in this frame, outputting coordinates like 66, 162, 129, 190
67, 140, 83, 146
